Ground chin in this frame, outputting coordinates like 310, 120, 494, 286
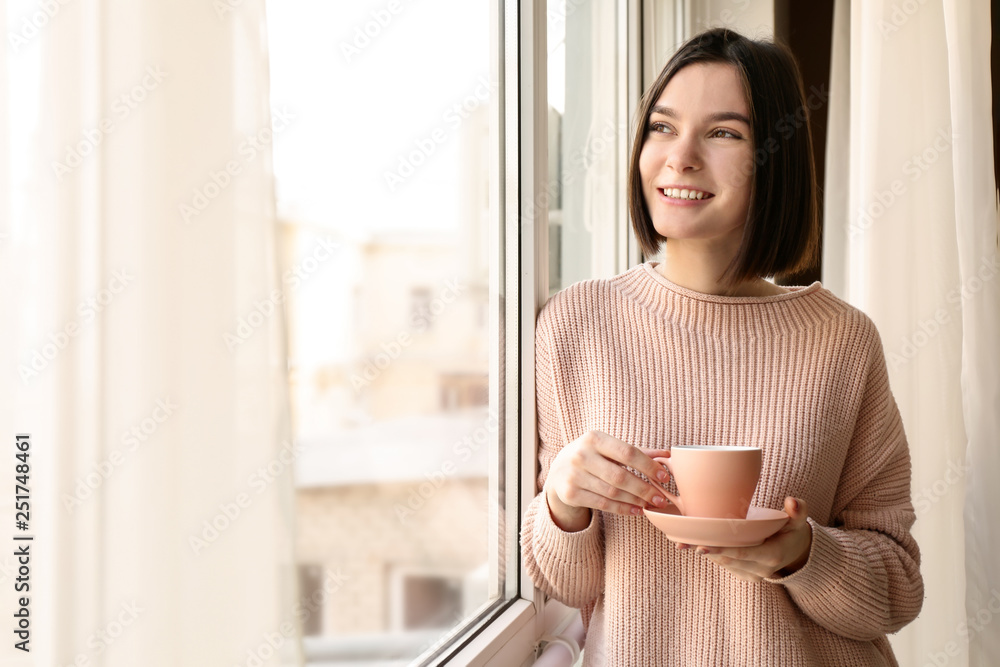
652, 221, 746, 244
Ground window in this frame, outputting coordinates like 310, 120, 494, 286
389, 567, 473, 631
297, 564, 325, 636
267, 1, 651, 664
268, 0, 507, 664
547, 0, 636, 292
440, 373, 490, 411
409, 287, 433, 328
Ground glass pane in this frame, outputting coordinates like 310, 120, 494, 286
547, 0, 626, 294
266, 1, 500, 663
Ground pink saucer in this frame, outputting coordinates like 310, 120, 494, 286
643, 505, 789, 547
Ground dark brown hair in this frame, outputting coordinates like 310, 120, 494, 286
627, 28, 819, 286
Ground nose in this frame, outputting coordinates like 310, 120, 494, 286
665, 134, 701, 173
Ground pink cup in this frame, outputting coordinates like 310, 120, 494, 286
656, 446, 762, 519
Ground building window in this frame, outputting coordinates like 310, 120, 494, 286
410, 287, 434, 329
389, 568, 468, 632
439, 373, 489, 411
297, 564, 325, 636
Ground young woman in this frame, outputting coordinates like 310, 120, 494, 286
521, 28, 923, 666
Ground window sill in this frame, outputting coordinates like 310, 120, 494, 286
440, 599, 536, 666
440, 597, 582, 666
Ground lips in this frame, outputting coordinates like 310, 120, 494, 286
660, 186, 714, 201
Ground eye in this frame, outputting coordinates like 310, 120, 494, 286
649, 121, 674, 135
710, 128, 742, 139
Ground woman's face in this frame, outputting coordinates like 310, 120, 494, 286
638, 62, 755, 247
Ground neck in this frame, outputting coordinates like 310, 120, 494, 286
657, 239, 786, 297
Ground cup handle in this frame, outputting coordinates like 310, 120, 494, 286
654, 457, 684, 515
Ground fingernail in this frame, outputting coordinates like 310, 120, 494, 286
696, 547, 709, 555
652, 496, 665, 507
631, 507, 641, 515
656, 470, 667, 481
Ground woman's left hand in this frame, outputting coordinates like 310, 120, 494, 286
677, 497, 812, 583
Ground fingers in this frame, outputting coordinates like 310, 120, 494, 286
561, 487, 650, 518
578, 432, 670, 508
635, 446, 671, 459
692, 499, 813, 578
550, 431, 674, 518
783, 496, 808, 529
695, 555, 766, 581
564, 462, 653, 511
696, 545, 780, 580
589, 432, 670, 486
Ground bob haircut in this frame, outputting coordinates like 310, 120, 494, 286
628, 28, 819, 287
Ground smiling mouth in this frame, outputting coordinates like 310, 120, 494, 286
661, 187, 714, 201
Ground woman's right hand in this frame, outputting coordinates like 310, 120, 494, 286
543, 430, 672, 532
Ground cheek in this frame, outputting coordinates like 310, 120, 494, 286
637, 145, 659, 186
721, 151, 755, 193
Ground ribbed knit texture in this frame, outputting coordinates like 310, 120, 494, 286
520, 263, 924, 667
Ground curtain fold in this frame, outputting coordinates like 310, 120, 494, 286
942, 2, 1000, 666
1, 1, 301, 665
824, 1, 999, 665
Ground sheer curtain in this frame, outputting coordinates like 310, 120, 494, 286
824, 1, 1000, 665
0, 1, 300, 665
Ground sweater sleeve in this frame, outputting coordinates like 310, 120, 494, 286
519, 306, 606, 608
765, 333, 924, 640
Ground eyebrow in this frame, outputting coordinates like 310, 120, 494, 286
650, 105, 751, 127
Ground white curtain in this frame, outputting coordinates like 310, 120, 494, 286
0, 1, 301, 665
824, 1, 1000, 665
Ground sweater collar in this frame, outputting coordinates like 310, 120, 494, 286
612, 262, 838, 337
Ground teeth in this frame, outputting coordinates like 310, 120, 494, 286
662, 188, 709, 200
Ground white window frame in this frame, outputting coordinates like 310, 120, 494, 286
430, 1, 647, 665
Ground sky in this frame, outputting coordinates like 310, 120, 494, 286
267, 0, 492, 235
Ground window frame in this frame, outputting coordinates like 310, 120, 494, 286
422, 0, 551, 662
414, 0, 531, 661
431, 0, 646, 664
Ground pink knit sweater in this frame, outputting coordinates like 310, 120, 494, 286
521, 263, 924, 666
